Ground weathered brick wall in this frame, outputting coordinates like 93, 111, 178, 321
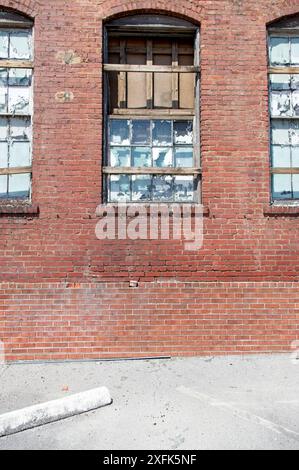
1, 0, 299, 361
1, 281, 299, 361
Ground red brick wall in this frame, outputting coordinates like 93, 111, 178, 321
1, 0, 299, 361
1, 281, 299, 361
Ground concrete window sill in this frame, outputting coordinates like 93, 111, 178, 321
0, 203, 39, 216
263, 205, 299, 217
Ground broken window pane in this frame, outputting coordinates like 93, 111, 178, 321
132, 147, 151, 167
110, 147, 131, 167
9, 141, 31, 167
173, 176, 194, 202
110, 175, 130, 202
292, 174, 299, 198
131, 120, 151, 145
10, 117, 31, 140
174, 147, 193, 167
291, 121, 299, 145
0, 117, 8, 140
269, 37, 290, 65
272, 119, 290, 145
132, 175, 152, 201
0, 31, 8, 59
152, 120, 172, 146
153, 147, 173, 167
109, 120, 130, 145
152, 175, 173, 201
0, 142, 8, 167
0, 68, 7, 85
8, 173, 30, 198
272, 173, 292, 199
8, 86, 30, 114
174, 121, 193, 145
272, 146, 291, 167
0, 175, 7, 196
291, 75, 299, 90
293, 90, 299, 116
9, 31, 31, 60
270, 91, 292, 117
8, 68, 31, 86
291, 37, 299, 65
270, 74, 291, 91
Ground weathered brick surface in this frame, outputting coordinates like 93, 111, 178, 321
1, 281, 299, 361
1, 1, 299, 361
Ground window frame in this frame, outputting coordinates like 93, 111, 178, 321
268, 19, 299, 202
103, 15, 201, 203
0, 10, 34, 201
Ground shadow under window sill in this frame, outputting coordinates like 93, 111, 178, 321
0, 201, 39, 216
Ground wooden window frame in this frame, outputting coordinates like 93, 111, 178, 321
0, 10, 33, 198
103, 16, 201, 203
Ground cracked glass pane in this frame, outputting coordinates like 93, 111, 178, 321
0, 32, 8, 59
0, 141, 8, 168
272, 120, 290, 145
109, 120, 130, 145
272, 146, 291, 167
174, 121, 193, 145
153, 147, 173, 167
10, 117, 31, 140
272, 173, 292, 199
152, 175, 173, 201
110, 147, 130, 167
131, 120, 151, 145
8, 86, 30, 114
293, 90, 299, 116
110, 175, 130, 202
269, 37, 290, 65
174, 176, 194, 202
0, 175, 7, 196
291, 75, 299, 90
132, 175, 152, 201
9, 31, 32, 60
0, 117, 8, 140
132, 147, 151, 167
8, 68, 31, 86
9, 141, 31, 167
8, 173, 30, 198
270, 91, 292, 117
174, 147, 193, 167
152, 120, 172, 146
291, 37, 299, 65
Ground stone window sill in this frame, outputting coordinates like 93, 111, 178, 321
263, 205, 299, 217
0, 202, 39, 216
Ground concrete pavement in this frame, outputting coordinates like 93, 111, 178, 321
0, 354, 298, 450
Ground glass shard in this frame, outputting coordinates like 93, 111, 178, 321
132, 175, 152, 201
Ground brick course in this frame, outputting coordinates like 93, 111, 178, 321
1, 0, 299, 361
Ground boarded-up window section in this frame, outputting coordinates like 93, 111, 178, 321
104, 15, 200, 203
127, 38, 147, 109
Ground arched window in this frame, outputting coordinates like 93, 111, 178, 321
0, 9, 33, 200
268, 15, 299, 201
103, 14, 200, 203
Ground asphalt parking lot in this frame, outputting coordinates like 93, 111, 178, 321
0, 354, 298, 450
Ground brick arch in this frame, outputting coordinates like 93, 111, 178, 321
265, 1, 299, 26
0, 0, 38, 18
101, 0, 201, 25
